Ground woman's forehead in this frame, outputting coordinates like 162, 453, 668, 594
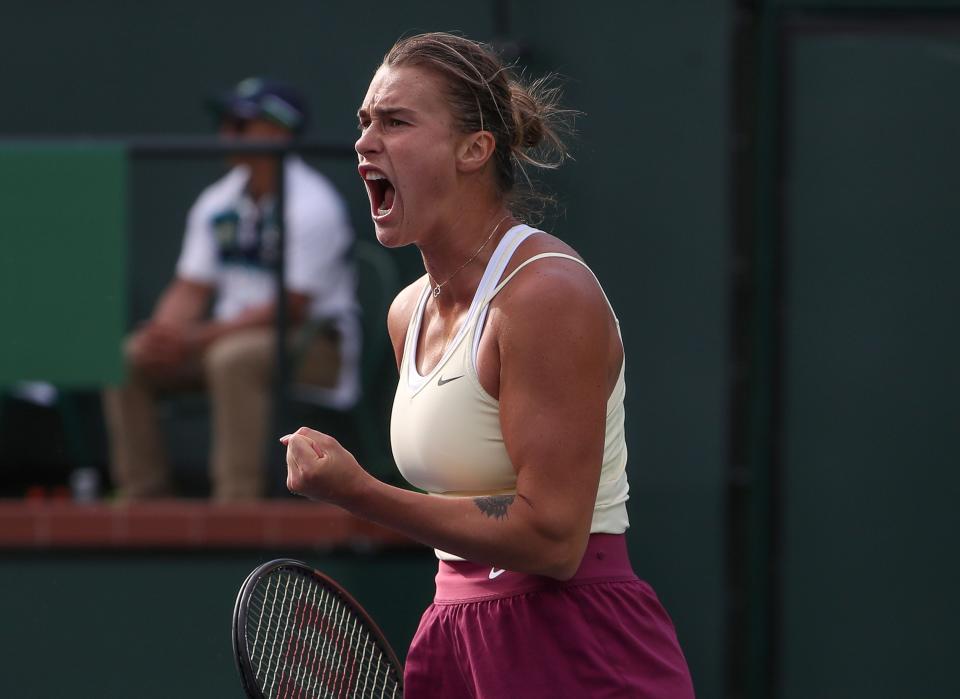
360, 64, 447, 114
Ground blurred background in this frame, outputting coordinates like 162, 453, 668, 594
1, 1, 957, 697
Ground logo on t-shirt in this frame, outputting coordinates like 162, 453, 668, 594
211, 203, 279, 269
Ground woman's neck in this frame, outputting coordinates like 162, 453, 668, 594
420, 205, 514, 308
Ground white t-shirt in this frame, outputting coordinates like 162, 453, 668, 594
176, 156, 356, 323
175, 156, 362, 408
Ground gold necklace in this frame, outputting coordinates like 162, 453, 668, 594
430, 215, 510, 298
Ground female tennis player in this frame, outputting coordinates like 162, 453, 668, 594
282, 32, 695, 697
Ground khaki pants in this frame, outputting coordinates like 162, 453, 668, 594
102, 326, 339, 501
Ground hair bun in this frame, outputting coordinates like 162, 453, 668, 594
510, 83, 545, 150
383, 32, 576, 223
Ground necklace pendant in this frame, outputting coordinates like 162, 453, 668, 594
433, 285, 441, 298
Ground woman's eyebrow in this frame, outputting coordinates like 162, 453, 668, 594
357, 106, 416, 120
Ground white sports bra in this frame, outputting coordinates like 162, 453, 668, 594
390, 225, 630, 559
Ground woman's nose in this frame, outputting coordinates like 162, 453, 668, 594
355, 124, 380, 157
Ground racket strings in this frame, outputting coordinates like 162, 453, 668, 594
245, 570, 401, 698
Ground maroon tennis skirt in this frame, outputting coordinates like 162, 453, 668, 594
403, 534, 695, 698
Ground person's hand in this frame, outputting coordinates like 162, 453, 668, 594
130, 324, 185, 365
281, 427, 370, 506
132, 322, 214, 372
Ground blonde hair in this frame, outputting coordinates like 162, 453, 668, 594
383, 32, 575, 222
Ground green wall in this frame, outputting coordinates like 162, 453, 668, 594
734, 6, 960, 698
1, 550, 437, 698
1, 2, 730, 697
0, 146, 126, 385
15, 3, 955, 699
780, 28, 960, 699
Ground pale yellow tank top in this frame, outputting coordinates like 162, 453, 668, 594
390, 225, 630, 560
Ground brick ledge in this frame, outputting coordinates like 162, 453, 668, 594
0, 499, 419, 550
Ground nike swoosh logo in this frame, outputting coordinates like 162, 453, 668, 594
488, 568, 506, 579
437, 374, 464, 386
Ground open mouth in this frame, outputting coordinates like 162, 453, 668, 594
363, 170, 396, 218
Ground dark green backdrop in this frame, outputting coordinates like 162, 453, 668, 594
738, 5, 960, 699
778, 21, 960, 699
0, 2, 729, 696
7, 1, 957, 698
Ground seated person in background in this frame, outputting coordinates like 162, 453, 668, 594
103, 77, 358, 501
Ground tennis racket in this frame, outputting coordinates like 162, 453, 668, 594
232, 558, 404, 698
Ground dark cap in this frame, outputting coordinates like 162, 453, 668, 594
207, 77, 308, 133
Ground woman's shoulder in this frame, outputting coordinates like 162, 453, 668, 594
389, 275, 428, 320
494, 231, 601, 309
386, 274, 429, 359
514, 228, 580, 257
488, 230, 617, 385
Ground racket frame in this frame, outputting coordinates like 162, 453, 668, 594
232, 557, 404, 699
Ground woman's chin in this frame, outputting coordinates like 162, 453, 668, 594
374, 224, 407, 249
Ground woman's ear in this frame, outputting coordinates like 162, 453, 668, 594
456, 131, 497, 173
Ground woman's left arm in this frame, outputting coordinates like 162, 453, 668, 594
488, 260, 613, 576
284, 261, 613, 579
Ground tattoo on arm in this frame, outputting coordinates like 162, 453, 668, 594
473, 495, 515, 520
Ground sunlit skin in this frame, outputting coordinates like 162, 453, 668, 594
355, 65, 512, 294
282, 62, 624, 581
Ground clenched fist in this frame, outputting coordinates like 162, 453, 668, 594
280, 426, 370, 506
